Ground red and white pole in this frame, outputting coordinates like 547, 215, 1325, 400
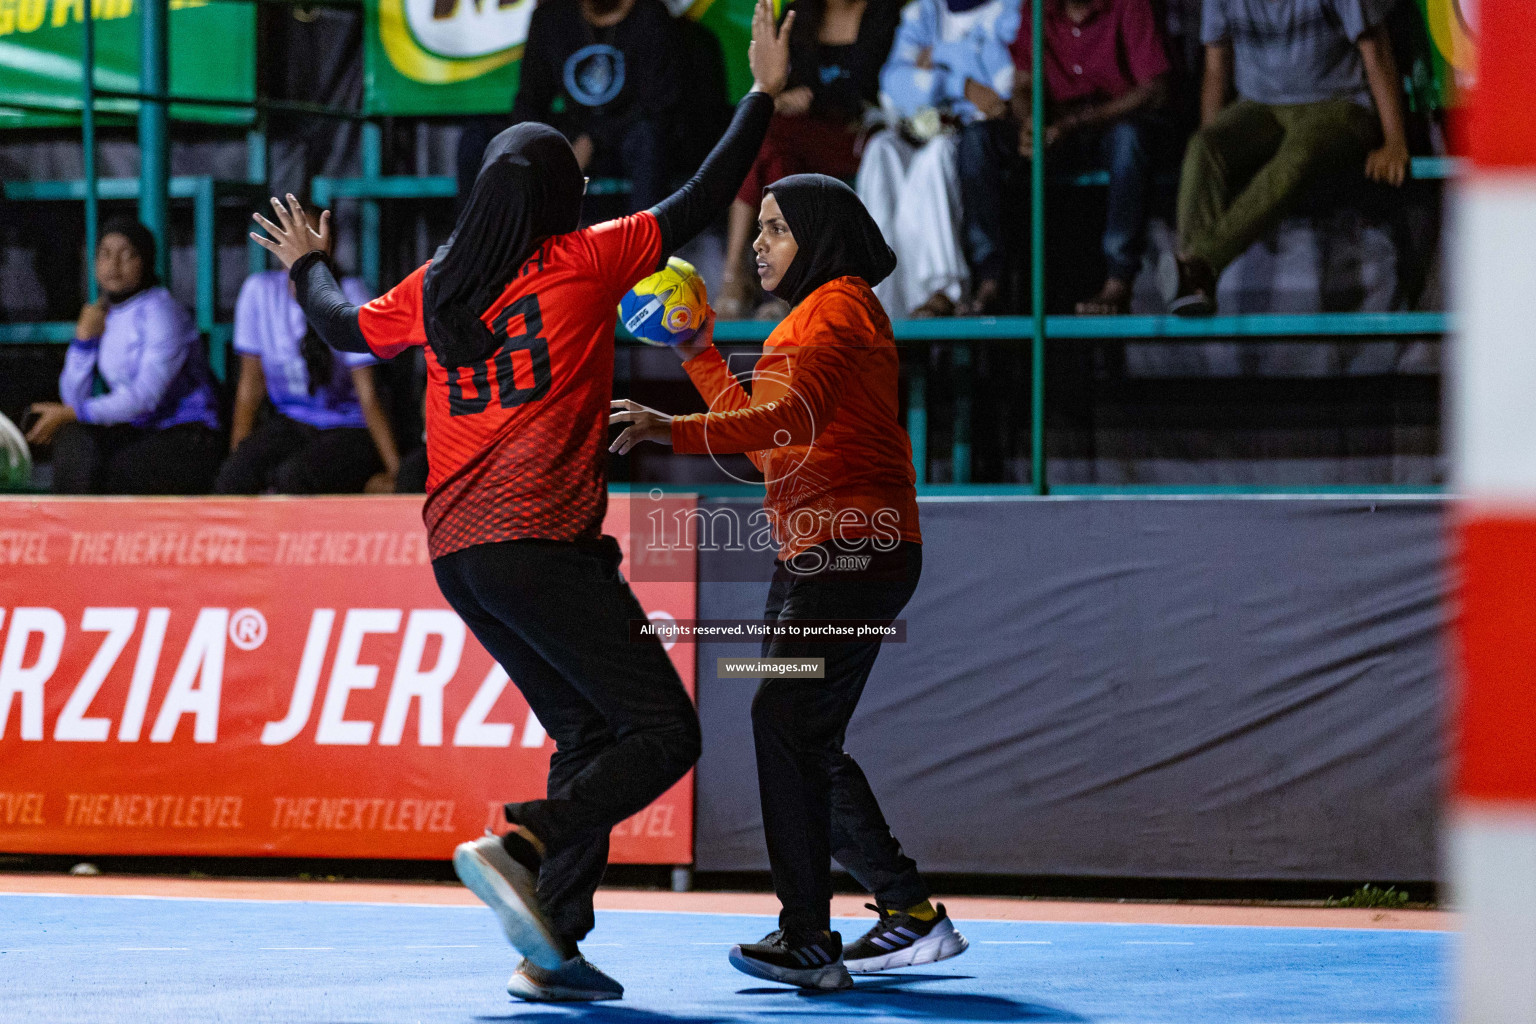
1452, 2, 1536, 1021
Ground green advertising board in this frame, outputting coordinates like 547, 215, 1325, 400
0, 0, 255, 128
367, 0, 1471, 119
365, 0, 759, 116
1413, 0, 1471, 109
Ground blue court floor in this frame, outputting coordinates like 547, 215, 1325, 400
0, 893, 1445, 1023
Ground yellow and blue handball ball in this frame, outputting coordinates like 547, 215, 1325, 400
619, 257, 707, 347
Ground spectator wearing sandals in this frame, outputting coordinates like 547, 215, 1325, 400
857, 0, 1021, 318
1162, 0, 1409, 315
959, 0, 1170, 315
26, 219, 223, 494
214, 232, 400, 495
717, 0, 901, 320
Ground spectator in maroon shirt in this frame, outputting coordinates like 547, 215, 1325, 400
958, 0, 1169, 313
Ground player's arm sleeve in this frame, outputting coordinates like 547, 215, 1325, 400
671, 342, 853, 454
680, 344, 753, 413
678, 344, 766, 470
290, 251, 371, 354
77, 301, 192, 425
339, 277, 382, 368
671, 299, 866, 454
355, 265, 430, 359
649, 91, 774, 257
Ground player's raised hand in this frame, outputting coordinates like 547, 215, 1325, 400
250, 194, 333, 270
748, 0, 794, 99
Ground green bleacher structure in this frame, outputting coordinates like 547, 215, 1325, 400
1, 175, 269, 378
0, 144, 1458, 493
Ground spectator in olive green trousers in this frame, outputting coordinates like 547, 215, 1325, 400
1161, 0, 1410, 316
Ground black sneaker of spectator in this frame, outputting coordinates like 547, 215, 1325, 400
1160, 251, 1216, 317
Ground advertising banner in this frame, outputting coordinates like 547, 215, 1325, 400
0, 0, 255, 128
1412, 0, 1473, 110
365, 0, 758, 116
0, 494, 696, 863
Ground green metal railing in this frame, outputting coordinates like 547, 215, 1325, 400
1030, 0, 1047, 498
310, 172, 631, 291
1, 0, 1458, 493
2, 176, 271, 377
2, 0, 365, 375
709, 313, 1450, 491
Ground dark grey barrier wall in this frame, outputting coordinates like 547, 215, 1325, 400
694, 497, 1447, 881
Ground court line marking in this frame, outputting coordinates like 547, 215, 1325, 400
0, 892, 483, 911
258, 946, 335, 950
980, 940, 1052, 944
118, 947, 189, 951
1265, 942, 1342, 946
403, 944, 479, 948
0, 892, 1453, 934
1123, 940, 1197, 945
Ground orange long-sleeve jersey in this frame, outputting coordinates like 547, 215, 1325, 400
669, 276, 921, 561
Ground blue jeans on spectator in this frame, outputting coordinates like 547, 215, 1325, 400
959, 114, 1155, 287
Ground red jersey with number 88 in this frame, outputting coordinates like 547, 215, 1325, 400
357, 213, 662, 559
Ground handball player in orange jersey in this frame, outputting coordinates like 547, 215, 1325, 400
249, 0, 792, 1001
611, 175, 967, 988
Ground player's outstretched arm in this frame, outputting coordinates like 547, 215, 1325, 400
250, 194, 371, 354
650, 0, 793, 256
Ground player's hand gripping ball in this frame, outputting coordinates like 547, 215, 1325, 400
619, 257, 708, 346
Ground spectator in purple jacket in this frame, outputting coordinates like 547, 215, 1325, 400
26, 220, 223, 494
214, 230, 399, 495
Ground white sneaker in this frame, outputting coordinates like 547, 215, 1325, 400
452, 835, 565, 970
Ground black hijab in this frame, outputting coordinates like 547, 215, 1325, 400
98, 217, 159, 304
763, 174, 896, 307
423, 122, 585, 368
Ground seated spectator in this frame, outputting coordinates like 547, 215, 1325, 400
856, 0, 1020, 317
25, 220, 222, 494
1163, 0, 1409, 315
214, 229, 399, 495
506, 0, 682, 214
717, 0, 901, 319
960, 0, 1170, 314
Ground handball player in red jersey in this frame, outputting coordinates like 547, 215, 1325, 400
249, 0, 793, 1001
